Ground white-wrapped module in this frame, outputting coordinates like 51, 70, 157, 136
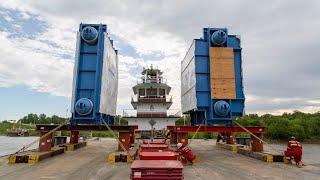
100, 33, 118, 116
70, 32, 80, 113
181, 41, 197, 113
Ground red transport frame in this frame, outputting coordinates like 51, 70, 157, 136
167, 126, 266, 133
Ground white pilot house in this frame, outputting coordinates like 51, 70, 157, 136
123, 65, 179, 132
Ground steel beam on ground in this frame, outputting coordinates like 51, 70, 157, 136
167, 126, 266, 133
36, 125, 138, 132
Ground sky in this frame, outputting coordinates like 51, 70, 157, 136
0, 0, 320, 120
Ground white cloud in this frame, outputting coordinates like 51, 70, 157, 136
307, 100, 320, 105
12, 24, 22, 29
19, 11, 30, 19
119, 55, 142, 66
114, 22, 187, 56
0, 31, 73, 97
3, 15, 13, 22
245, 94, 320, 115
252, 106, 320, 116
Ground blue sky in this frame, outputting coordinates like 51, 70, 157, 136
1, 0, 320, 120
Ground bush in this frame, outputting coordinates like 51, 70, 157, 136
235, 111, 320, 141
175, 116, 191, 126
287, 124, 306, 140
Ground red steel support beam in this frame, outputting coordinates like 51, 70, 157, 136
39, 131, 54, 152
251, 133, 264, 152
130, 129, 135, 144
167, 126, 266, 133
226, 132, 235, 145
118, 131, 130, 151
170, 131, 177, 144
177, 132, 188, 146
70, 131, 79, 144
130, 125, 138, 145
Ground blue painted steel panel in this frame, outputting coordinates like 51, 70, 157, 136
195, 41, 208, 56
71, 23, 117, 125
182, 28, 245, 126
194, 56, 209, 73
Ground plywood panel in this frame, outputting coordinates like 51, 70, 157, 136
211, 79, 236, 89
210, 47, 234, 59
210, 59, 235, 79
210, 47, 236, 99
211, 78, 236, 99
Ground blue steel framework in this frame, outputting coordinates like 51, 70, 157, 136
187, 28, 245, 126
71, 23, 117, 125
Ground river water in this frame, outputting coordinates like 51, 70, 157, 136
0, 136, 39, 156
0, 136, 319, 165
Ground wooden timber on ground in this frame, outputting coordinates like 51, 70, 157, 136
8, 147, 65, 164
217, 142, 285, 163
237, 148, 285, 162
216, 142, 244, 152
8, 141, 87, 164
107, 143, 139, 163
56, 141, 87, 151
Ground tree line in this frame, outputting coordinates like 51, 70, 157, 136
234, 111, 320, 141
2, 111, 320, 141
3, 113, 69, 125
175, 111, 320, 141
2, 113, 128, 125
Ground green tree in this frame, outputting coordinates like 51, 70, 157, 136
114, 116, 128, 125
287, 124, 306, 140
175, 116, 190, 126
39, 113, 47, 124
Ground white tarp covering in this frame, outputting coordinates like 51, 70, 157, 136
99, 33, 118, 115
181, 40, 197, 113
70, 32, 80, 113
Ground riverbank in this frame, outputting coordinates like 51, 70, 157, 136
0, 122, 116, 137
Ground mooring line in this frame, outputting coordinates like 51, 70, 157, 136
101, 119, 134, 159
187, 119, 205, 148
234, 122, 283, 154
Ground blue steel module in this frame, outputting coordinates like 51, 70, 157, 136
71, 23, 118, 125
181, 28, 244, 126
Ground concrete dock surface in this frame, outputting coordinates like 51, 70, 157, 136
0, 139, 319, 180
